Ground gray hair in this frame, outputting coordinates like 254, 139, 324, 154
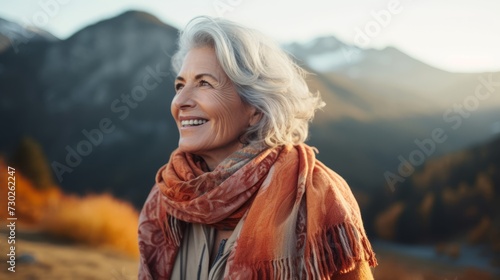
172, 16, 325, 147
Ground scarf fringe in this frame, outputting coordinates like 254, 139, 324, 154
233, 222, 377, 279
308, 222, 377, 276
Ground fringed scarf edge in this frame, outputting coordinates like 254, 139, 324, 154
228, 221, 377, 279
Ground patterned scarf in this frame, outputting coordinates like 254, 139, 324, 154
138, 143, 377, 279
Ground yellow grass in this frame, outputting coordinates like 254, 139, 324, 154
0, 160, 140, 258
40, 193, 140, 257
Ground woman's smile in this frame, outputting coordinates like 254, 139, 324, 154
179, 117, 209, 128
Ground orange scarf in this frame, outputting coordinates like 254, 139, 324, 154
138, 144, 377, 279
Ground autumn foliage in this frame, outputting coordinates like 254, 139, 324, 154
0, 159, 61, 223
0, 159, 139, 258
40, 193, 140, 257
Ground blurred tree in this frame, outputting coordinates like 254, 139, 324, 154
374, 202, 405, 240
475, 172, 494, 201
10, 136, 55, 190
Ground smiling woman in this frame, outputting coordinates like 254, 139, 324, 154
138, 16, 377, 280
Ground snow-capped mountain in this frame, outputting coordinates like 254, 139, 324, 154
285, 36, 364, 72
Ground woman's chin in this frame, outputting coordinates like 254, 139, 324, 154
177, 142, 204, 154
177, 145, 196, 154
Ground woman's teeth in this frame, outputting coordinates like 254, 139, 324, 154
181, 119, 207, 127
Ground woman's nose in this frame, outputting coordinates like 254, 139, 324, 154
172, 86, 196, 109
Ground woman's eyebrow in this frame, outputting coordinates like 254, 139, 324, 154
194, 73, 218, 81
175, 73, 219, 82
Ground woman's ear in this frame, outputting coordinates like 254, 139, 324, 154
248, 107, 262, 126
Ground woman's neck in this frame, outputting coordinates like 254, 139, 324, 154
197, 143, 245, 171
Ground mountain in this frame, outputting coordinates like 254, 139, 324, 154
1, 11, 499, 208
287, 36, 500, 189
287, 36, 500, 120
0, 18, 58, 53
1, 11, 179, 205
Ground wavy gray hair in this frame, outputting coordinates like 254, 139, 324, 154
172, 16, 325, 147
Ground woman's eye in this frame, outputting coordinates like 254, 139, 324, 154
200, 80, 211, 87
175, 83, 184, 91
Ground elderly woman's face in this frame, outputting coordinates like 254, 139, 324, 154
172, 47, 257, 166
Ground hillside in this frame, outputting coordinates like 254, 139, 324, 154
369, 136, 500, 261
0, 229, 138, 280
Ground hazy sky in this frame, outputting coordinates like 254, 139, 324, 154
1, 0, 499, 72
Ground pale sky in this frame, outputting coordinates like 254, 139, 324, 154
1, 0, 499, 73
